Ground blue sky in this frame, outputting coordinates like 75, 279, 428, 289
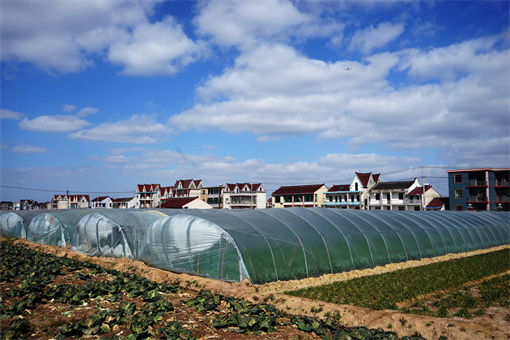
1, 0, 509, 203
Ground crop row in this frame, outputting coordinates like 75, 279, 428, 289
285, 248, 509, 312
401, 274, 509, 319
0, 238, 426, 340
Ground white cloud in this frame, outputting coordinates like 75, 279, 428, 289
76, 107, 99, 117
194, 0, 309, 48
62, 104, 78, 112
108, 16, 207, 76
118, 148, 421, 191
0, 109, 26, 120
11, 144, 48, 154
171, 34, 509, 167
1, 0, 206, 75
349, 22, 405, 54
18, 115, 91, 132
104, 155, 129, 164
68, 114, 171, 144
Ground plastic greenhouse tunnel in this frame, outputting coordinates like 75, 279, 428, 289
0, 210, 49, 239
27, 210, 100, 247
138, 208, 509, 284
72, 209, 169, 259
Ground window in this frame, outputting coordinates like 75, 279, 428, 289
399, 193, 404, 200
454, 174, 462, 183
455, 205, 464, 211
455, 190, 463, 199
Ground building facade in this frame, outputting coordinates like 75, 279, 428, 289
51, 194, 90, 209
135, 184, 161, 209
172, 179, 203, 198
368, 179, 431, 211
202, 185, 225, 209
91, 196, 113, 209
223, 183, 266, 209
324, 172, 380, 209
272, 184, 327, 208
447, 168, 510, 211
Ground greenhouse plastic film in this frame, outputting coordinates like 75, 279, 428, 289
142, 208, 509, 284
0, 210, 48, 239
139, 214, 249, 282
27, 210, 98, 247
72, 210, 168, 259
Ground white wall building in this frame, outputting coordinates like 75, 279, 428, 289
223, 183, 266, 209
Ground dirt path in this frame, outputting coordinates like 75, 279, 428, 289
9, 238, 510, 340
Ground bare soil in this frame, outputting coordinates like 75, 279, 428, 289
4, 238, 510, 340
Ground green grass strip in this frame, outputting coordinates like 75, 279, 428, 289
285, 249, 509, 310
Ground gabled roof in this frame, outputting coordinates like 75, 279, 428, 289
68, 195, 90, 202
225, 183, 237, 191
355, 172, 372, 187
408, 185, 432, 196
174, 179, 202, 190
92, 196, 110, 202
137, 184, 160, 192
427, 198, 445, 209
372, 174, 380, 182
370, 181, 415, 191
159, 197, 199, 208
224, 183, 265, 192
328, 184, 350, 192
272, 184, 326, 196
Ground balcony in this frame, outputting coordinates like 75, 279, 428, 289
495, 180, 510, 187
467, 179, 487, 187
324, 201, 360, 208
496, 196, 510, 202
468, 195, 489, 203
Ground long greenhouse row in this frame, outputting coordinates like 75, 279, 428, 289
0, 208, 508, 284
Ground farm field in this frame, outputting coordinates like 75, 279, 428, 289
285, 249, 509, 313
1, 237, 509, 340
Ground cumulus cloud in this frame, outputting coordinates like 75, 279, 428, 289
108, 17, 207, 76
76, 107, 99, 117
18, 115, 91, 132
11, 144, 48, 154
349, 22, 405, 54
1, 0, 205, 75
171, 33, 509, 167
68, 114, 171, 144
62, 104, 78, 112
194, 0, 309, 48
0, 109, 26, 120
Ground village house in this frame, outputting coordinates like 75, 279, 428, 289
447, 168, 509, 211
112, 197, 137, 209
51, 194, 90, 209
201, 185, 226, 209
368, 179, 442, 210
272, 184, 328, 208
91, 196, 113, 209
172, 179, 203, 198
223, 183, 266, 209
135, 184, 161, 209
324, 172, 381, 209
158, 197, 212, 209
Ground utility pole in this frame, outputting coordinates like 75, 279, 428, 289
421, 166, 425, 211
